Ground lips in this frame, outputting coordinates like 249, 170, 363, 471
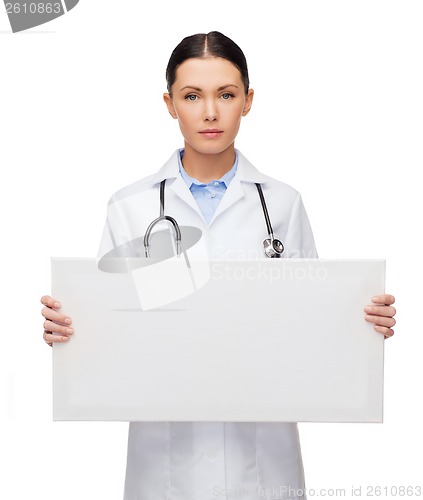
199, 129, 224, 138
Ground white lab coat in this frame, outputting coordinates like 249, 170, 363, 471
98, 149, 317, 500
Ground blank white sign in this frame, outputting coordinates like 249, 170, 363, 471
51, 258, 385, 422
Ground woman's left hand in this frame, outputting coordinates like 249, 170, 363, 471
364, 294, 396, 339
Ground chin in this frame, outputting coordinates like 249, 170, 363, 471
187, 140, 234, 156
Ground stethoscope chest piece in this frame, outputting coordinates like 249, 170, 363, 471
263, 237, 284, 258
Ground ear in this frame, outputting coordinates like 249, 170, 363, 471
242, 88, 254, 117
163, 93, 178, 119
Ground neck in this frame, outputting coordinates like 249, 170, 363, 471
181, 143, 236, 183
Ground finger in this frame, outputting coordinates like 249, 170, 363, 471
40, 295, 62, 309
374, 326, 395, 338
365, 314, 396, 328
372, 294, 395, 305
364, 305, 396, 317
43, 320, 74, 336
43, 331, 70, 345
41, 306, 72, 326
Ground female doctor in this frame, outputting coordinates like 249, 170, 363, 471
40, 32, 396, 500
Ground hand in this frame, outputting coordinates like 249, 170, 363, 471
40, 295, 74, 347
364, 294, 396, 339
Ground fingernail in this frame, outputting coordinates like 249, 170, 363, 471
65, 318, 72, 325
364, 306, 372, 313
66, 328, 73, 335
372, 296, 381, 302
62, 336, 70, 341
54, 302, 61, 308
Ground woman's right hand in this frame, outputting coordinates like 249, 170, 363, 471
40, 295, 74, 347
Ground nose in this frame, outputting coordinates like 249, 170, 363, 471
203, 98, 218, 121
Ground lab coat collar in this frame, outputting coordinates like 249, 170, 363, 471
149, 149, 269, 185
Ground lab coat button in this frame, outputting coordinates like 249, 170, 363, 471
211, 193, 216, 198
205, 451, 218, 460
214, 181, 219, 186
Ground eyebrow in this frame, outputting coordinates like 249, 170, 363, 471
179, 84, 239, 92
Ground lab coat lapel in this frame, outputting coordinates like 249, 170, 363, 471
152, 150, 205, 219
208, 175, 245, 226
208, 150, 268, 227
167, 174, 203, 217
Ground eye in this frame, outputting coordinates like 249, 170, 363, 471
185, 94, 198, 101
221, 93, 234, 100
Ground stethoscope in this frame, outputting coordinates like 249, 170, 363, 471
144, 180, 284, 259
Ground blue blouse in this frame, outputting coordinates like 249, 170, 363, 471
177, 148, 238, 224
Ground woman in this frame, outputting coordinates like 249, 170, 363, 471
41, 31, 396, 500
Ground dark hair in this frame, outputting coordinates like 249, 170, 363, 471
165, 31, 250, 96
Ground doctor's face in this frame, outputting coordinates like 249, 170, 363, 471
163, 57, 254, 156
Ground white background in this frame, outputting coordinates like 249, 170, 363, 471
0, 1, 422, 499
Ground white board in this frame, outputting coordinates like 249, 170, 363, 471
51, 258, 385, 422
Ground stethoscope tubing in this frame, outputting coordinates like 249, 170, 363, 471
144, 180, 182, 258
255, 183, 274, 240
